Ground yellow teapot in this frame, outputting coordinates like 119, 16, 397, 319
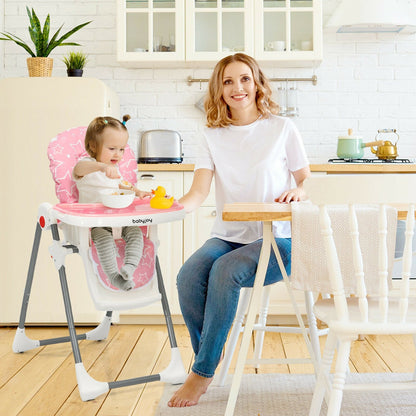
370, 129, 399, 160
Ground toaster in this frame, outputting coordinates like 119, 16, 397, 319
138, 129, 183, 163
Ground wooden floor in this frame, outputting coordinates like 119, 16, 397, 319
1, 324, 416, 416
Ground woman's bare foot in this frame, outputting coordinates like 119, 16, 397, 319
167, 371, 213, 407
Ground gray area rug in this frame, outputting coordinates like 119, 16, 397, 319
157, 373, 416, 415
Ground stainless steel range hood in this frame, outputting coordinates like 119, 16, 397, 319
326, 0, 416, 33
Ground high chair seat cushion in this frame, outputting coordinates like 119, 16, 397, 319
48, 126, 138, 204
90, 233, 155, 291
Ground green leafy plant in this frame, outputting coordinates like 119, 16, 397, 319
0, 6, 91, 57
63, 51, 88, 70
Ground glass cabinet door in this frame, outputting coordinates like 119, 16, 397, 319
255, 0, 321, 62
186, 0, 254, 61
118, 0, 185, 61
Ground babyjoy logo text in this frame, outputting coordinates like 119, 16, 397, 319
132, 218, 153, 224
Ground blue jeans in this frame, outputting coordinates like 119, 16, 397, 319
176, 237, 292, 378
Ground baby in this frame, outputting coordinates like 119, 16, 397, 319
73, 115, 152, 290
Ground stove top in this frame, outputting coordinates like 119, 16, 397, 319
328, 158, 412, 164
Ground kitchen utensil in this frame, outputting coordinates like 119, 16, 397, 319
371, 129, 399, 160
138, 129, 183, 163
336, 129, 383, 159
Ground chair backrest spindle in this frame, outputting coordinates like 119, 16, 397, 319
304, 174, 416, 326
349, 204, 368, 322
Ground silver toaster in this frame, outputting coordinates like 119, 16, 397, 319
138, 129, 183, 163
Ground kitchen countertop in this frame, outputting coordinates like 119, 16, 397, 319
138, 163, 416, 173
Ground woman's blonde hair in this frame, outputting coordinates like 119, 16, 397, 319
205, 53, 279, 128
85, 115, 130, 158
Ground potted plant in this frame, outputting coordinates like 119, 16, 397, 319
0, 6, 91, 77
63, 51, 88, 77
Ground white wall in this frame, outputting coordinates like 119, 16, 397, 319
2, 0, 416, 163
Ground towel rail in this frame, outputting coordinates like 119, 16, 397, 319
187, 75, 317, 86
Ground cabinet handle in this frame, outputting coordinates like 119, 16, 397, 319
140, 174, 155, 180
211, 210, 217, 217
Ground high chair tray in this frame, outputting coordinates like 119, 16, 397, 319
51, 198, 185, 227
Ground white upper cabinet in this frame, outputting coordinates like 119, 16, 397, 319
254, 0, 322, 64
185, 0, 254, 61
117, 0, 322, 65
117, 0, 185, 61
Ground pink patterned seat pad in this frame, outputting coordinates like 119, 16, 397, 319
90, 233, 155, 292
48, 126, 154, 291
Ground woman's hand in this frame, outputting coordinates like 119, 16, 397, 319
274, 166, 310, 203
274, 186, 307, 203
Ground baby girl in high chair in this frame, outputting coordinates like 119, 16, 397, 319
73, 115, 152, 291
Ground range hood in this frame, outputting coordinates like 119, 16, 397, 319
326, 0, 416, 33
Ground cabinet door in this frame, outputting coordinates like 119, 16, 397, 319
185, 0, 254, 61
254, 0, 322, 64
121, 171, 184, 316
183, 171, 216, 260
117, 0, 185, 61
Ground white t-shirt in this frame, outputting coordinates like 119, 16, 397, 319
194, 115, 309, 243
74, 157, 122, 203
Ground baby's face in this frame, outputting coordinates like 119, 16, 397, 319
97, 127, 129, 165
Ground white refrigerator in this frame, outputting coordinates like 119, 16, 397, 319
0, 77, 120, 324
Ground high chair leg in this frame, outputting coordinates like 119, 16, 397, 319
13, 223, 42, 353
156, 256, 187, 384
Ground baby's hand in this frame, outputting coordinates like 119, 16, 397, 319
102, 164, 120, 179
136, 189, 152, 199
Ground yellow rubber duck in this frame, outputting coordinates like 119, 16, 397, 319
150, 186, 174, 209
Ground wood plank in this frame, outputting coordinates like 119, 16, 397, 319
254, 332, 290, 374
222, 203, 291, 222
17, 325, 121, 416
349, 337, 391, 373
310, 164, 416, 174
0, 327, 74, 388
366, 334, 416, 373
0, 340, 74, 415
55, 325, 143, 416
132, 325, 194, 416
138, 164, 194, 172
280, 333, 315, 374
97, 325, 167, 416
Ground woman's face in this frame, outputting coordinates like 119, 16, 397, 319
221, 61, 257, 116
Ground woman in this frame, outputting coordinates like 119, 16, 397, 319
168, 53, 310, 407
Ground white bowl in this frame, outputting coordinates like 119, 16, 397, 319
101, 189, 135, 209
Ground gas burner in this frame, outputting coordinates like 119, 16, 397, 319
328, 158, 412, 164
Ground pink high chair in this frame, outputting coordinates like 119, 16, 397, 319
12, 126, 187, 401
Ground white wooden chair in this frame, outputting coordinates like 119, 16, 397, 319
216, 285, 327, 387
303, 174, 416, 416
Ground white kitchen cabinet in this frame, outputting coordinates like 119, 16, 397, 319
117, 0, 185, 61
117, 0, 322, 65
121, 170, 184, 316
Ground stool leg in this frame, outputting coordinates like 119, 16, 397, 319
216, 288, 251, 387
253, 286, 271, 371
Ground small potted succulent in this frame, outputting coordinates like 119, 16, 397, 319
63, 51, 88, 77
0, 6, 91, 77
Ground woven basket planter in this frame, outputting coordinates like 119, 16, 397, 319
27, 57, 53, 77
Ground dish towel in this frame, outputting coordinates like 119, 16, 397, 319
290, 201, 397, 296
